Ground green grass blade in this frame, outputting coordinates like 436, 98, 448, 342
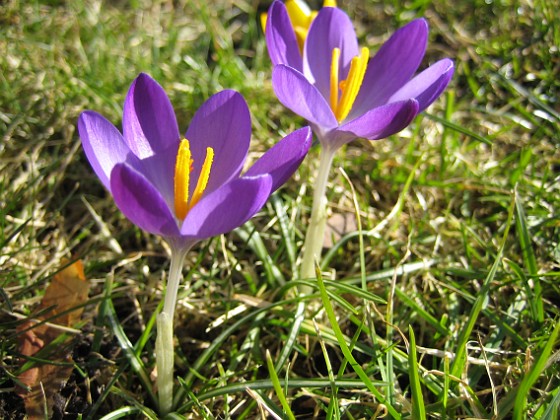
105, 299, 157, 407
265, 350, 295, 420
275, 299, 306, 370
408, 326, 426, 420
513, 321, 560, 420
538, 385, 560, 420
395, 288, 450, 337
271, 194, 297, 273
178, 378, 378, 411
99, 407, 142, 420
235, 222, 285, 287
316, 269, 401, 419
450, 191, 516, 380
425, 113, 493, 145
514, 191, 544, 323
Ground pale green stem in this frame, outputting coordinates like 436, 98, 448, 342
156, 245, 189, 416
299, 146, 336, 282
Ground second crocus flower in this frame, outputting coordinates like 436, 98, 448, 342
265, 1, 454, 279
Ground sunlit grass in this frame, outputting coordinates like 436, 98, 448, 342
1, 0, 558, 418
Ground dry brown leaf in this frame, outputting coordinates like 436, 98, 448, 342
16, 259, 90, 420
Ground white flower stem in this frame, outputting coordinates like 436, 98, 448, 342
156, 245, 188, 416
300, 146, 336, 283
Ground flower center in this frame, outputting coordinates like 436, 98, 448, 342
174, 139, 214, 220
329, 46, 369, 122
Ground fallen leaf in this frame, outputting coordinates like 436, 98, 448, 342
16, 259, 90, 420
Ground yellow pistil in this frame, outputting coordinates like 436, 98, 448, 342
174, 139, 214, 220
330, 46, 369, 122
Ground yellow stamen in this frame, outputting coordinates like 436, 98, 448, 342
334, 47, 369, 122
323, 0, 337, 7
174, 139, 192, 220
188, 147, 214, 212
330, 47, 341, 112
174, 140, 214, 220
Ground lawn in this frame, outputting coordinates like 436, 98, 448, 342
1, 0, 559, 418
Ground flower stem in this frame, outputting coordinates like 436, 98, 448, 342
156, 246, 188, 415
300, 146, 336, 283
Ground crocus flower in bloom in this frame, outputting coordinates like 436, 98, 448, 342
266, 0, 454, 151
77, 72, 312, 414
265, 1, 454, 280
78, 73, 312, 254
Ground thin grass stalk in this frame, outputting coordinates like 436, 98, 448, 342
450, 191, 516, 380
316, 269, 401, 419
408, 326, 427, 420
314, 319, 341, 419
179, 378, 374, 412
265, 350, 296, 420
275, 298, 306, 370
106, 299, 157, 406
514, 191, 544, 323
513, 321, 560, 419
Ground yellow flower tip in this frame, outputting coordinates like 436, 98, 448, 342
174, 139, 192, 221
322, 0, 337, 7
187, 146, 214, 212
334, 47, 370, 122
260, 12, 268, 33
286, 0, 312, 28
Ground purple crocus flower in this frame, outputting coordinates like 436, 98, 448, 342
265, 1, 454, 280
78, 73, 312, 254
266, 0, 454, 151
78, 72, 313, 414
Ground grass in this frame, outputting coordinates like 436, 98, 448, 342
1, 0, 559, 418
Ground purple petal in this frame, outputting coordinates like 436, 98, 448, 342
122, 73, 181, 159
181, 175, 273, 238
136, 144, 178, 208
185, 90, 251, 197
350, 19, 428, 117
336, 99, 419, 146
78, 111, 133, 190
303, 7, 359, 100
389, 58, 454, 112
110, 163, 180, 237
265, 0, 303, 72
245, 126, 312, 191
272, 65, 338, 130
